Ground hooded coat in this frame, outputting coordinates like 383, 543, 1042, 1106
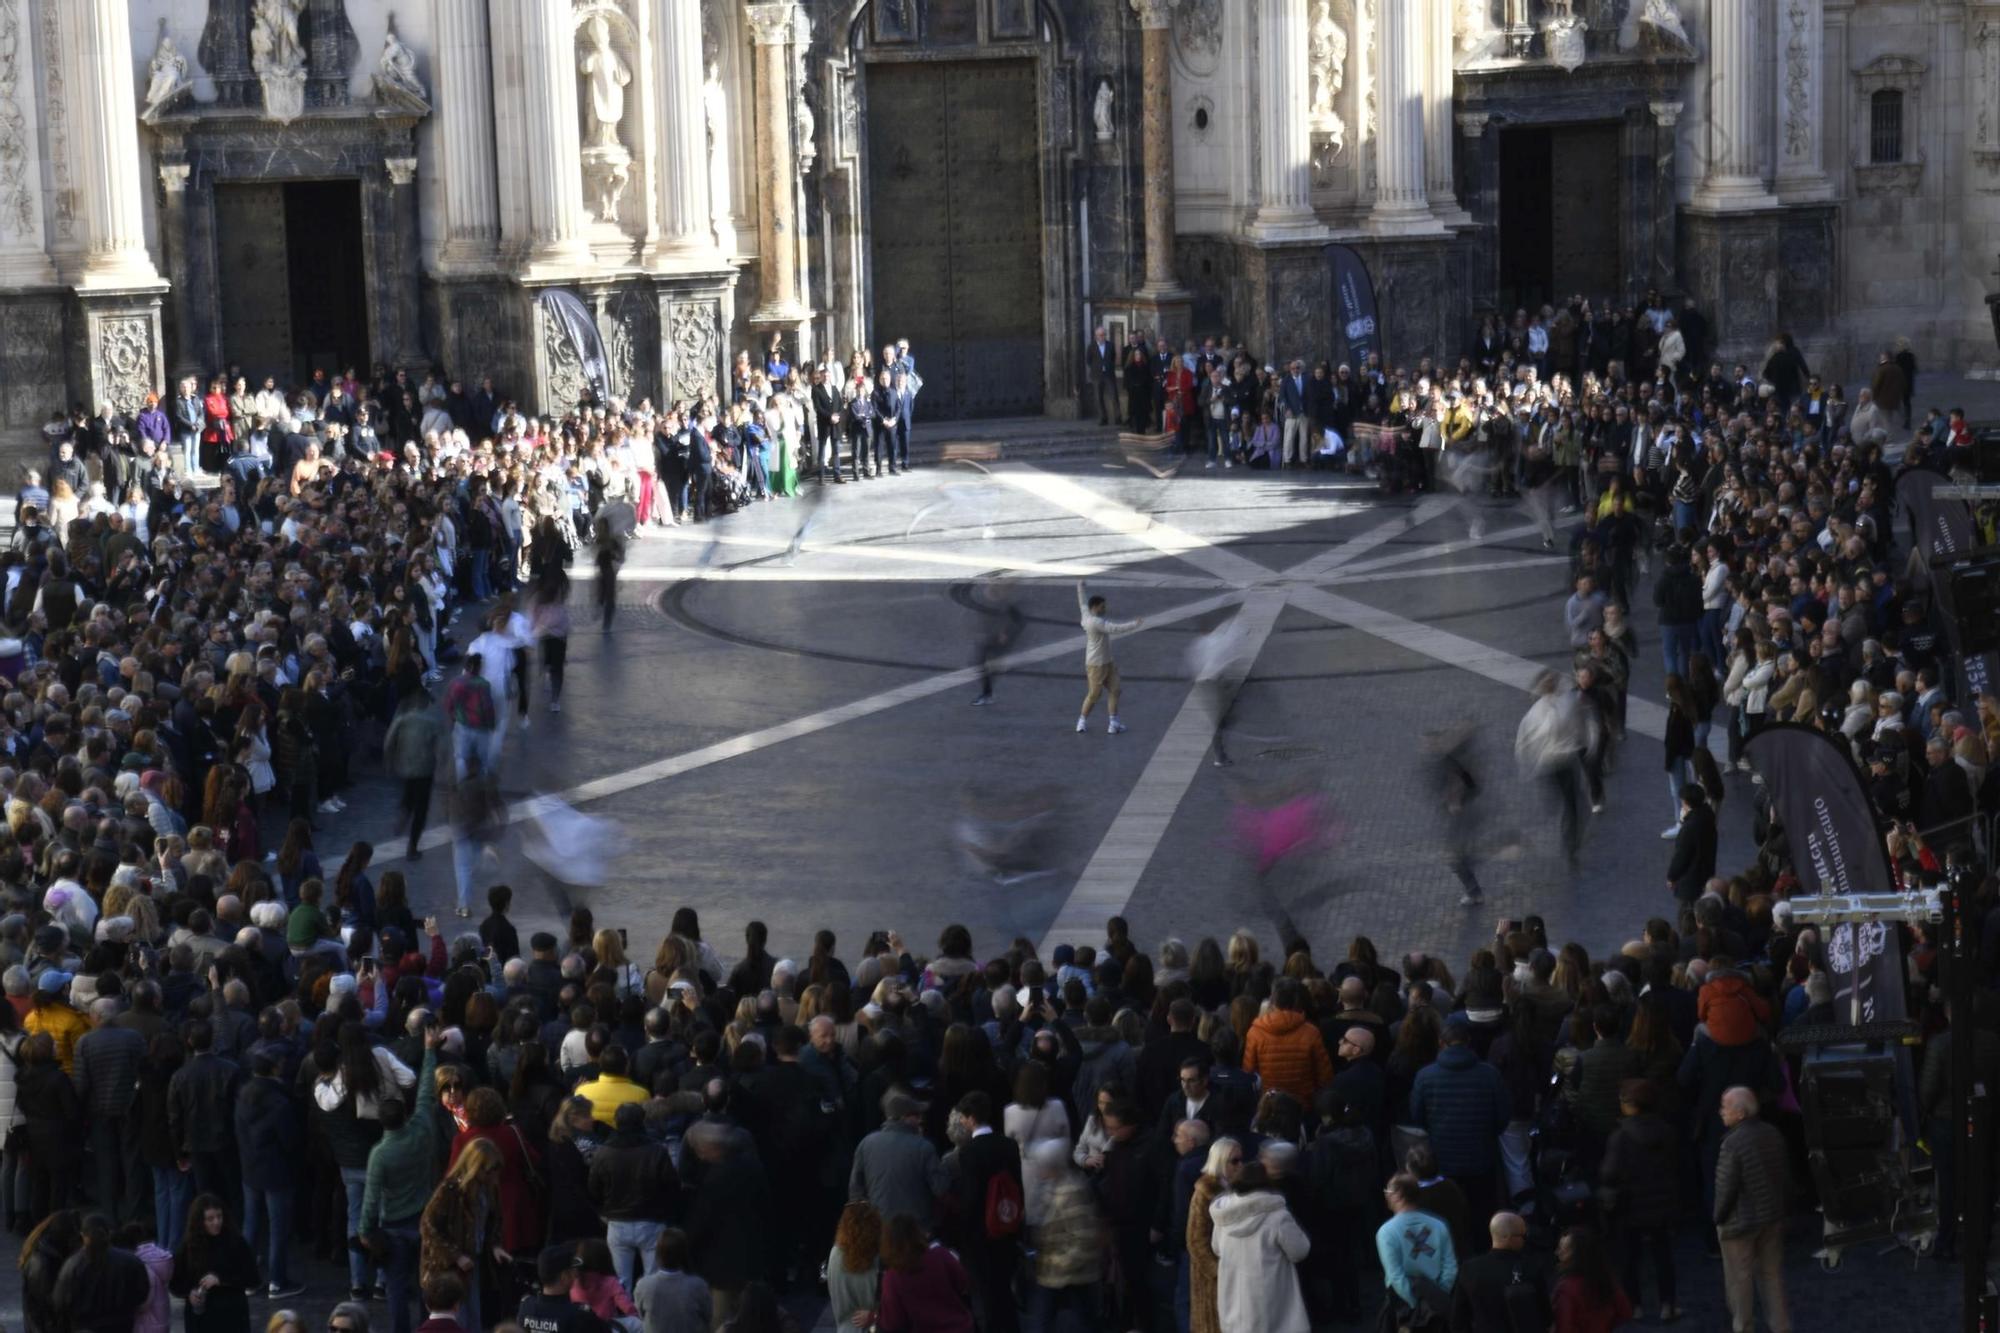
1209, 1189, 1312, 1333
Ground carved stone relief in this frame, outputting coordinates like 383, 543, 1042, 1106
606, 286, 656, 401
1, 299, 61, 427
1173, 0, 1222, 77
455, 291, 503, 381
1783, 0, 1809, 157
543, 307, 588, 410
40, 3, 72, 241
0, 0, 38, 241
667, 300, 720, 405
96, 315, 156, 413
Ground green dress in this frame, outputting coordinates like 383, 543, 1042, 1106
771, 408, 800, 496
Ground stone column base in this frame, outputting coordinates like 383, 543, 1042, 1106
423, 276, 530, 400
68, 288, 167, 417
1678, 205, 1837, 369
654, 270, 739, 409
1129, 288, 1194, 348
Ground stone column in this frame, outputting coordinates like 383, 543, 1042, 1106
1370, 0, 1432, 232
157, 163, 201, 383
1424, 0, 1464, 222
746, 2, 809, 327
1649, 101, 1682, 293
1694, 0, 1778, 210
1132, 0, 1189, 309
1458, 110, 1499, 301
0, 0, 53, 287
1251, 0, 1322, 240
514, 0, 592, 272
63, 0, 162, 288
654, 0, 715, 257
384, 157, 426, 367
1775, 0, 1832, 201
433, 0, 500, 271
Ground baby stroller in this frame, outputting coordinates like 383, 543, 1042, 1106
1522, 1080, 1597, 1247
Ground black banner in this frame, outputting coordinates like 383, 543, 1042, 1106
1327, 243, 1380, 371
535, 288, 613, 406
1897, 468, 2000, 702
1746, 724, 1905, 1023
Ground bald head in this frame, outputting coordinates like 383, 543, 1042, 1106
1343, 1026, 1377, 1058
1489, 1212, 1527, 1249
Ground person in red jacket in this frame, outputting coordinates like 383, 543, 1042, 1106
1697, 965, 1770, 1047
1243, 978, 1334, 1107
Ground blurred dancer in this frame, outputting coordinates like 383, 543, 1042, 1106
953, 786, 1058, 886
1424, 719, 1487, 906
1189, 611, 1253, 766
971, 582, 1025, 705
449, 754, 505, 918
1515, 670, 1592, 867
593, 514, 624, 634
531, 571, 571, 713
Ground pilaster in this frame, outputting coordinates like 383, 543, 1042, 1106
433, 0, 501, 273
1251, 0, 1325, 241
1131, 0, 1189, 328
1369, 0, 1442, 235
1775, 0, 1834, 203
512, 0, 593, 275
650, 0, 718, 264
1691, 0, 1780, 212
63, 0, 165, 290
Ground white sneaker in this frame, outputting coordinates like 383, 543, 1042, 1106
1660, 825, 1681, 839
1590, 802, 1604, 814
1075, 717, 1088, 733
1107, 718, 1128, 735
1205, 460, 1215, 469
317, 799, 340, 814
1223, 460, 1234, 469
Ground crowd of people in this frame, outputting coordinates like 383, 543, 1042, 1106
0, 303, 1992, 1333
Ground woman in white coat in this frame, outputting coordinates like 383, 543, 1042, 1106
1209, 1163, 1312, 1333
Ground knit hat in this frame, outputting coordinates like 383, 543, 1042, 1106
327, 973, 359, 1000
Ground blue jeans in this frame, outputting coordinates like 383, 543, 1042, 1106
1697, 606, 1726, 666
605, 1218, 664, 1293
453, 723, 498, 781
341, 1166, 378, 1292
1671, 499, 1698, 535
243, 1184, 295, 1287
452, 833, 484, 913
383, 1222, 422, 1333
1661, 621, 1695, 680
153, 1164, 192, 1251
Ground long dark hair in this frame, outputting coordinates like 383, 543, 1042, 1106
333, 842, 373, 911
178, 1193, 238, 1268
1559, 1225, 1620, 1305
336, 1020, 382, 1100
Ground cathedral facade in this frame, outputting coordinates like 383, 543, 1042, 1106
0, 0, 1986, 437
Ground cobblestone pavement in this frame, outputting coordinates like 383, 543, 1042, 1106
0, 450, 1968, 1329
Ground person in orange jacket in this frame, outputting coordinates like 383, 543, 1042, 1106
1242, 977, 1334, 1106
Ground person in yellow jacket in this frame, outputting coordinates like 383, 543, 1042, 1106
24, 971, 88, 1074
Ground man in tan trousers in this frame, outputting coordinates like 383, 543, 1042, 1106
1077, 580, 1143, 734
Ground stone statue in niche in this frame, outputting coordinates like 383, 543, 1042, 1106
251, 0, 305, 74
704, 59, 734, 249
796, 82, 817, 174
578, 13, 633, 224
879, 0, 913, 39
1638, 0, 1694, 55
579, 14, 631, 149
1307, 0, 1345, 131
142, 21, 193, 122
1093, 79, 1114, 141
251, 0, 308, 122
371, 12, 429, 112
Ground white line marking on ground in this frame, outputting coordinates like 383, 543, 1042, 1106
1325, 554, 1569, 586
410, 588, 1248, 852
1283, 494, 1460, 582
1287, 585, 1667, 738
996, 468, 1274, 587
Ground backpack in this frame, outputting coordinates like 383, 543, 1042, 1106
983, 1170, 1023, 1239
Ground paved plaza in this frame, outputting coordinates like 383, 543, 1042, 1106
0, 444, 1972, 1331
339, 451, 1747, 969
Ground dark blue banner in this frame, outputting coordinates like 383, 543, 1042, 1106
1328, 243, 1380, 371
